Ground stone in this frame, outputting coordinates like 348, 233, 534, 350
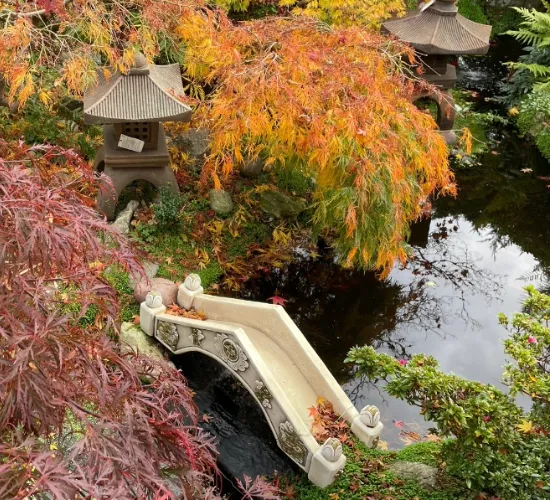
209, 189, 234, 215
258, 190, 305, 218
134, 277, 178, 306
119, 322, 175, 369
111, 200, 139, 235
237, 156, 264, 178
388, 461, 438, 490
171, 128, 210, 166
129, 260, 159, 288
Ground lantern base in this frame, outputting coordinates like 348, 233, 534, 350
93, 124, 180, 220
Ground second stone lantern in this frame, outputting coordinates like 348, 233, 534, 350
382, 0, 491, 144
84, 53, 192, 219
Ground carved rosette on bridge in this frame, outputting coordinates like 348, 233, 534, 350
279, 421, 309, 467
156, 320, 179, 350
254, 380, 273, 409
214, 332, 249, 372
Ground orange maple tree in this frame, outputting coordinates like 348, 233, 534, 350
0, 0, 454, 277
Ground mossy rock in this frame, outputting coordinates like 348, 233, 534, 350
258, 190, 306, 218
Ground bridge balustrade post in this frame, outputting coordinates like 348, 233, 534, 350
308, 438, 346, 488
177, 273, 204, 310
350, 405, 383, 449
140, 291, 166, 336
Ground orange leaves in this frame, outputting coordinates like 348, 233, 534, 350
308, 397, 351, 444
345, 205, 357, 237
178, 17, 452, 276
165, 304, 208, 320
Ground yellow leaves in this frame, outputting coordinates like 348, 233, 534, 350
508, 106, 520, 117
39, 90, 52, 106
517, 420, 534, 434
62, 55, 97, 96
459, 127, 473, 156
272, 227, 292, 246
377, 439, 389, 450
195, 248, 211, 269
346, 247, 358, 267
14, 73, 34, 109
290, 0, 406, 30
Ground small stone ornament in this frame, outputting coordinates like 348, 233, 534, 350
321, 438, 343, 463
184, 274, 202, 291
145, 291, 163, 308
359, 405, 380, 428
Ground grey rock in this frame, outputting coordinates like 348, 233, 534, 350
172, 128, 210, 165
388, 461, 438, 490
134, 277, 178, 306
112, 200, 139, 235
120, 322, 175, 369
258, 190, 306, 218
237, 156, 264, 178
129, 261, 159, 288
209, 189, 234, 215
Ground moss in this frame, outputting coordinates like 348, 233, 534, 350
103, 266, 134, 295
283, 439, 466, 500
395, 442, 442, 467
226, 221, 271, 258
272, 163, 315, 197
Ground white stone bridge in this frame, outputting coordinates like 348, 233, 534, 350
140, 274, 383, 488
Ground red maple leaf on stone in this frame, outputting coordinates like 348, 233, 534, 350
268, 295, 288, 306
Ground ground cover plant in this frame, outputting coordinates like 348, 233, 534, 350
281, 398, 467, 500
347, 286, 550, 499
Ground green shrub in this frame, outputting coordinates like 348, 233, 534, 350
347, 286, 550, 499
517, 91, 550, 161
500, 47, 550, 106
153, 187, 184, 229
457, 0, 488, 25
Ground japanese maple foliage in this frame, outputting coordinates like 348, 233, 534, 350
0, 141, 218, 499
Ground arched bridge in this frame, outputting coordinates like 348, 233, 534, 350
140, 274, 383, 488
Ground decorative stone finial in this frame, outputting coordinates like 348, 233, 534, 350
184, 274, 202, 292
321, 438, 343, 463
129, 52, 150, 75
145, 290, 163, 309
359, 405, 380, 428
178, 273, 204, 310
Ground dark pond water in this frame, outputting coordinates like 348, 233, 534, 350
177, 36, 550, 483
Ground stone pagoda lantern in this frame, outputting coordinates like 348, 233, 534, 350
382, 0, 491, 144
84, 53, 192, 219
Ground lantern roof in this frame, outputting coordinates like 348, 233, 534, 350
84, 53, 192, 124
381, 0, 491, 55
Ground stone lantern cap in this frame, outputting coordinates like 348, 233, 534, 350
381, 0, 491, 55
83, 53, 192, 124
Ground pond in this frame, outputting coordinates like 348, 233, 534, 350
177, 35, 550, 481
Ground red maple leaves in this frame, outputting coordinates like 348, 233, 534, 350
309, 397, 350, 444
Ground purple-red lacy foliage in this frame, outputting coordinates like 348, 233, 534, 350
0, 140, 219, 499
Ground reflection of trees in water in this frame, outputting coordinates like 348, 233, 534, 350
236, 218, 504, 384
435, 143, 550, 293
404, 218, 504, 333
